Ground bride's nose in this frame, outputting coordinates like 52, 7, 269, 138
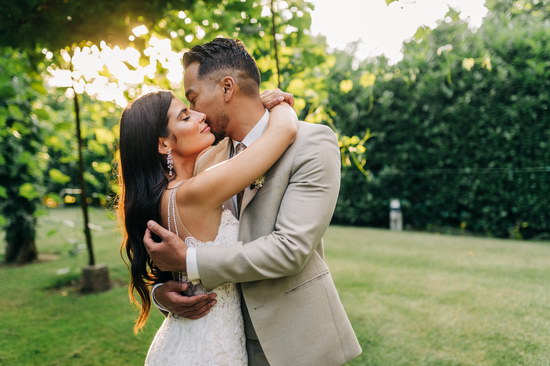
194, 110, 206, 123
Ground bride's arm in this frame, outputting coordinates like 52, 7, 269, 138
181, 103, 297, 209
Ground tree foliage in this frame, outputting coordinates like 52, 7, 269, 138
0, 0, 210, 50
0, 49, 47, 263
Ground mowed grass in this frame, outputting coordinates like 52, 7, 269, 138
0, 208, 549, 366
325, 227, 550, 366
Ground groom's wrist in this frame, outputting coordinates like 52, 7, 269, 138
186, 247, 201, 284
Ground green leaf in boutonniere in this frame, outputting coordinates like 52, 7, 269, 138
251, 175, 265, 190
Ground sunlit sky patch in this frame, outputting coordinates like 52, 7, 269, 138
309, 0, 488, 63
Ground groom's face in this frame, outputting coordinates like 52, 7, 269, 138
184, 62, 229, 143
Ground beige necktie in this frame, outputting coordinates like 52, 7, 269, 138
235, 142, 246, 215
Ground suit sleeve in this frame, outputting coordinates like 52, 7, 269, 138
196, 125, 341, 289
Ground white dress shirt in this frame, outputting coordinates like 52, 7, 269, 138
152, 110, 269, 311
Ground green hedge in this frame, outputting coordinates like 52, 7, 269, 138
330, 10, 550, 239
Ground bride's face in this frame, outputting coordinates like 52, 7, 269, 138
163, 97, 214, 157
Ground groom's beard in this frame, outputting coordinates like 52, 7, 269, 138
209, 112, 230, 145
211, 130, 225, 146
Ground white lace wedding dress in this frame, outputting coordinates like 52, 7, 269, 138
145, 184, 247, 366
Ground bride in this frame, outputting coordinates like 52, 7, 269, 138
117, 89, 296, 365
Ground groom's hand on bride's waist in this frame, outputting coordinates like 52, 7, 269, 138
144, 220, 187, 272
155, 281, 217, 319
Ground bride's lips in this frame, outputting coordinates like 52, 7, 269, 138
201, 125, 211, 134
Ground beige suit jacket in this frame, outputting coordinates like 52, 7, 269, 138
194, 121, 362, 366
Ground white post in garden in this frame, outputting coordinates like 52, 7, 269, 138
390, 199, 403, 231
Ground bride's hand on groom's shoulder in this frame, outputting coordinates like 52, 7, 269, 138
156, 281, 217, 319
144, 220, 187, 272
261, 88, 295, 110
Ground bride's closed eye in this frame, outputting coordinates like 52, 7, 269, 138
178, 109, 191, 121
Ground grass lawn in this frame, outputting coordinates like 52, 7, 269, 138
1, 208, 549, 365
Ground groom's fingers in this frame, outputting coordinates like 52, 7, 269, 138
143, 228, 163, 255
143, 228, 154, 247
168, 287, 216, 309
179, 299, 217, 319
146, 220, 173, 241
143, 221, 178, 254
173, 295, 217, 319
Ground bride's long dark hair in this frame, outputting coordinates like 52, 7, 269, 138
117, 90, 174, 333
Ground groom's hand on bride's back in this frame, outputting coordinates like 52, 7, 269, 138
155, 281, 217, 319
144, 220, 187, 272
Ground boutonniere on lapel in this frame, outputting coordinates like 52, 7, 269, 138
250, 175, 265, 190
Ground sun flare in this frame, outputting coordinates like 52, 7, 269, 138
46, 30, 184, 108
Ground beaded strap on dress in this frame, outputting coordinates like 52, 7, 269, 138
166, 180, 198, 295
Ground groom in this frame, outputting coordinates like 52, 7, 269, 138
144, 38, 361, 366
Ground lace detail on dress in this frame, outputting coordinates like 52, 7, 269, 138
145, 209, 246, 366
185, 209, 239, 248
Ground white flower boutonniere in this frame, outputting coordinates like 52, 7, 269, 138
251, 175, 265, 190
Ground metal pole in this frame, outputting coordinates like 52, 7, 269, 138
270, 0, 282, 88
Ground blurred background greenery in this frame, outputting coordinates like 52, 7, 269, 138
1, 0, 548, 264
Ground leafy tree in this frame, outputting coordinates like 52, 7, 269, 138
0, 0, 213, 50
485, 0, 550, 19
0, 49, 47, 263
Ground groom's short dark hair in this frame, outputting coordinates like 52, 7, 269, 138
183, 38, 261, 95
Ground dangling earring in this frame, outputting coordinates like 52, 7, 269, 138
167, 149, 174, 177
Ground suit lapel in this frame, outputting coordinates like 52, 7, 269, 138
194, 138, 231, 175
239, 186, 258, 220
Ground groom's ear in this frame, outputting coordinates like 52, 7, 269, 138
220, 76, 236, 102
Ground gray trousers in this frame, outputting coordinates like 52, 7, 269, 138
242, 291, 270, 366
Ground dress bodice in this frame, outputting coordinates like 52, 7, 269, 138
146, 211, 247, 366
184, 209, 239, 249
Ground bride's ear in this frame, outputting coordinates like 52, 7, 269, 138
158, 138, 170, 155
